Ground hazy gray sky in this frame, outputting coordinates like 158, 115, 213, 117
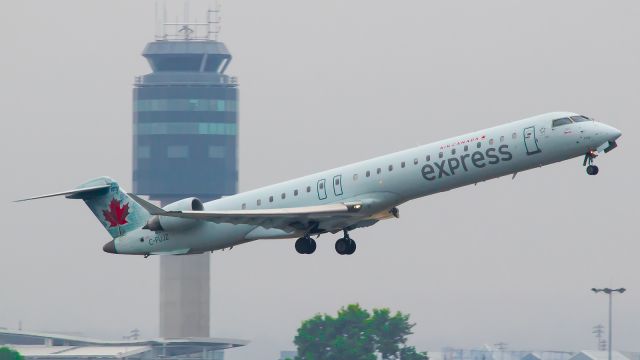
1, 1, 638, 359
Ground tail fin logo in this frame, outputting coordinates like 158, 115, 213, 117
103, 198, 129, 227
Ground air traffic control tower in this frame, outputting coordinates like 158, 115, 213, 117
133, 12, 238, 338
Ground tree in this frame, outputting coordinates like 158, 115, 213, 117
0, 347, 23, 360
399, 346, 428, 360
294, 304, 376, 360
370, 308, 414, 359
293, 304, 427, 360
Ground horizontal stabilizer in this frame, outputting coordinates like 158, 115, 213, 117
14, 184, 111, 202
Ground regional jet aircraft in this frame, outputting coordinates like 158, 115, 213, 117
17, 112, 621, 256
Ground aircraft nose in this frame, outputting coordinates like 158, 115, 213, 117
602, 124, 622, 140
103, 240, 117, 254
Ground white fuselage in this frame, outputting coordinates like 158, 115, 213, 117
115, 112, 621, 255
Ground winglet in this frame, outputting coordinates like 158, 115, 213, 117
127, 193, 167, 215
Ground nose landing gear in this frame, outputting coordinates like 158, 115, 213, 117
583, 150, 599, 176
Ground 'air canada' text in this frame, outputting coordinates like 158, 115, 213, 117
421, 145, 513, 181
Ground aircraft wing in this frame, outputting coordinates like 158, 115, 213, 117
128, 193, 364, 231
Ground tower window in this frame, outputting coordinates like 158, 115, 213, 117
167, 145, 188, 158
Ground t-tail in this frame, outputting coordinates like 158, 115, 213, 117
15, 176, 150, 238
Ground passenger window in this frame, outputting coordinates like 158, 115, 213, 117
500, 136, 504, 143
401, 161, 405, 168
476, 142, 481, 148
377, 168, 381, 174
388, 165, 393, 171
438, 152, 443, 158
512, 132, 517, 139
281, 193, 285, 199
426, 155, 431, 161
319, 183, 324, 189
257, 199, 261, 206
464, 145, 468, 152
489, 139, 494, 145
269, 196, 274, 202
414, 158, 419, 165
306, 186, 311, 193
552, 117, 573, 127
241, 203, 246, 210
294, 189, 299, 196
353, 174, 358, 181
335, 178, 340, 185
366, 170, 371, 177
451, 149, 456, 155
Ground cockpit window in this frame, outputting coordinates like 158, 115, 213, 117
552, 117, 573, 127
570, 115, 591, 122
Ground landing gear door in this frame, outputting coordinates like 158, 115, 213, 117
317, 179, 327, 200
333, 175, 343, 196
523, 126, 541, 155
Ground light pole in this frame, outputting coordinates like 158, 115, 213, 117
591, 287, 626, 360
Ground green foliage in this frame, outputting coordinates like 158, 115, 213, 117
293, 304, 427, 360
399, 346, 428, 360
0, 347, 24, 360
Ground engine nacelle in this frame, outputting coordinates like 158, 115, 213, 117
143, 197, 204, 232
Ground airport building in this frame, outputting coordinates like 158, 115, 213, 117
132, 10, 239, 340
0, 329, 247, 360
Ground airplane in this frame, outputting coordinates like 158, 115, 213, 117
16, 112, 621, 257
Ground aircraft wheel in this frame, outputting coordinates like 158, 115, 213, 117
586, 165, 599, 175
335, 238, 348, 255
345, 239, 356, 255
306, 238, 317, 254
295, 237, 307, 254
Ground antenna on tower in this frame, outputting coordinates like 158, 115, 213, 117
207, 0, 222, 41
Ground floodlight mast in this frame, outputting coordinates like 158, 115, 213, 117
591, 288, 626, 360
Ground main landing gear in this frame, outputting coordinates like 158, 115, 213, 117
583, 150, 599, 176
335, 230, 356, 255
294, 230, 357, 255
295, 235, 317, 254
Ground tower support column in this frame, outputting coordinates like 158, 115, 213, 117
159, 253, 211, 338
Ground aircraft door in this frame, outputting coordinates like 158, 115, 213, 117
523, 126, 541, 155
317, 179, 327, 200
333, 175, 343, 196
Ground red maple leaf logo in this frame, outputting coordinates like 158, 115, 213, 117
103, 198, 129, 227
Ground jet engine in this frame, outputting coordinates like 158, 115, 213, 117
143, 197, 204, 232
